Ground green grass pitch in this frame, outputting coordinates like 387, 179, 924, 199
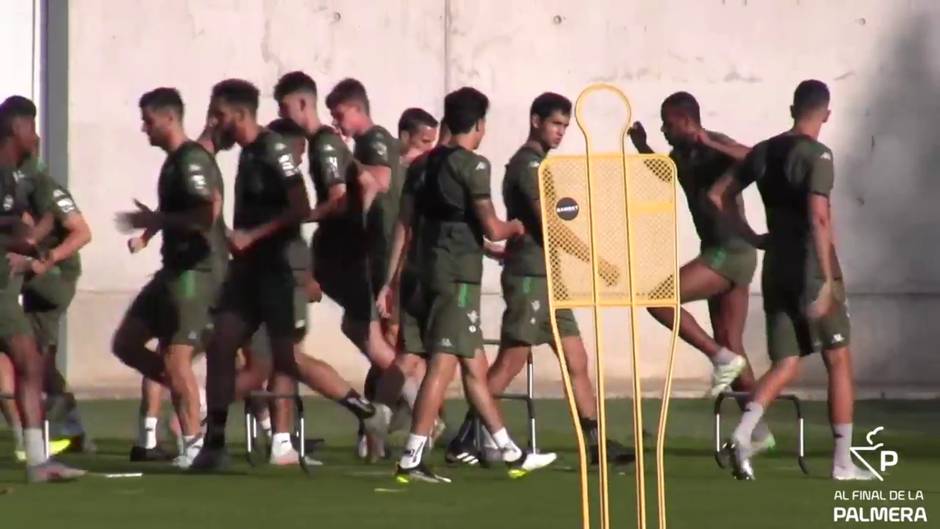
1, 398, 936, 528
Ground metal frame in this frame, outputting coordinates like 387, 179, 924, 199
713, 391, 809, 475
471, 338, 537, 457
243, 390, 312, 476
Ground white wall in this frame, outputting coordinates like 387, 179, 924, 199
0, 0, 39, 106
60, 0, 940, 397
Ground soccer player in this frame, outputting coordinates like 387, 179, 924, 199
448, 92, 633, 466
277, 73, 402, 457
0, 96, 93, 460
372, 120, 452, 450
392, 87, 556, 483
0, 96, 84, 482
628, 92, 773, 450
113, 87, 226, 468
710, 80, 873, 481
398, 108, 438, 165
192, 79, 379, 471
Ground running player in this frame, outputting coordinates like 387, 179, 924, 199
710, 80, 873, 481
0, 95, 93, 460
448, 92, 633, 466
391, 87, 556, 483
0, 96, 84, 482
373, 120, 451, 448
628, 92, 774, 450
113, 87, 226, 468
192, 79, 380, 471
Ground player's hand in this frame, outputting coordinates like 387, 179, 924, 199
807, 280, 834, 320
115, 200, 158, 233
693, 128, 714, 147
227, 229, 257, 255
598, 259, 620, 286
375, 284, 393, 319
628, 122, 649, 151
508, 219, 525, 239
305, 277, 323, 303
127, 236, 148, 254
484, 240, 506, 263
29, 258, 52, 277
6, 253, 32, 276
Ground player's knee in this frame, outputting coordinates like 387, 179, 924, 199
822, 346, 851, 372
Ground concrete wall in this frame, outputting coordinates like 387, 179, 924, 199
56, 0, 940, 397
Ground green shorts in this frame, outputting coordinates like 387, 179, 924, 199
22, 267, 78, 348
422, 281, 483, 358
398, 268, 426, 354
699, 245, 757, 286
0, 275, 33, 339
216, 260, 308, 340
763, 278, 851, 362
500, 273, 579, 346
127, 268, 220, 347
313, 250, 377, 323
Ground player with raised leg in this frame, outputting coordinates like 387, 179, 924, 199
628, 92, 774, 453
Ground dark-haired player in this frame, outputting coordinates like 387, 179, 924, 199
191, 79, 380, 470
711, 80, 873, 481
114, 87, 226, 468
628, 92, 774, 454
449, 92, 632, 466
391, 87, 556, 483
398, 108, 438, 165
0, 96, 84, 481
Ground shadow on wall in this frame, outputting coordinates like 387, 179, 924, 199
840, 14, 940, 388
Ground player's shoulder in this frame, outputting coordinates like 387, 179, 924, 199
260, 130, 291, 156
310, 127, 347, 156
363, 124, 393, 142
793, 136, 832, 162
452, 148, 489, 173
508, 145, 542, 169
178, 141, 215, 167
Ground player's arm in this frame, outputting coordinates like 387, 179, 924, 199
234, 153, 310, 251
807, 148, 837, 318
698, 131, 751, 161
467, 157, 523, 241
306, 138, 352, 223
357, 135, 393, 194
628, 122, 655, 154
376, 202, 412, 319
41, 185, 91, 268
708, 163, 766, 249
382, 197, 414, 290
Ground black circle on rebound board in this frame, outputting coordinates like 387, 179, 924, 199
555, 197, 579, 221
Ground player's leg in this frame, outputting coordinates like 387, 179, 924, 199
23, 272, 90, 453
3, 299, 84, 481
162, 342, 203, 467
459, 350, 557, 477
724, 287, 805, 480
191, 263, 256, 471
815, 282, 872, 480
111, 275, 168, 384
709, 286, 774, 452
397, 352, 459, 482
0, 353, 24, 460
647, 257, 746, 394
